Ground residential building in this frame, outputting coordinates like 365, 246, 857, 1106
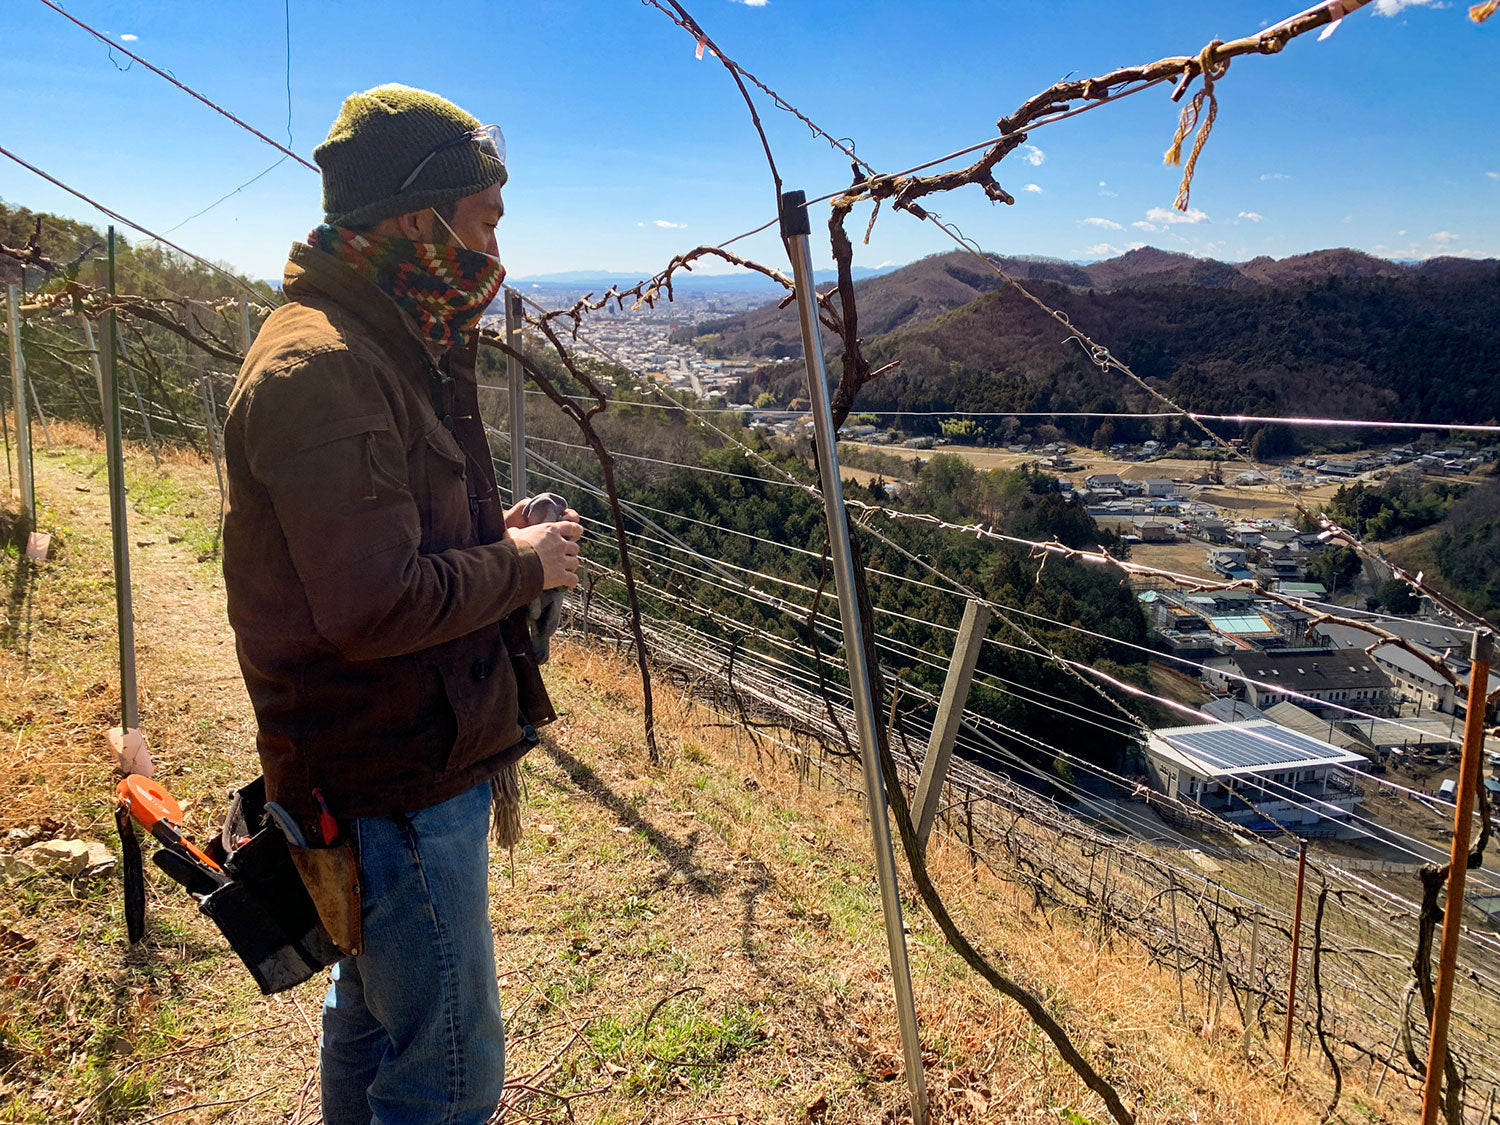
1203, 648, 1392, 716
1314, 620, 1467, 716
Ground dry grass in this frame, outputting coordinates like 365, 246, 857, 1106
0, 433, 1413, 1123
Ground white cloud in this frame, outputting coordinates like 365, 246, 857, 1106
1021, 144, 1046, 167
651, 219, 686, 229
1237, 211, 1264, 222
1487, 172, 1500, 180
1132, 220, 1159, 232
1372, 0, 1443, 14
1431, 230, 1458, 244
1023, 183, 1043, 194
1128, 242, 1147, 251
1397, 229, 1408, 236
1098, 181, 1118, 198
1082, 217, 1124, 230
1144, 206, 1209, 225
729, 0, 769, 6
1086, 243, 1121, 258
120, 32, 138, 41
1259, 172, 1291, 182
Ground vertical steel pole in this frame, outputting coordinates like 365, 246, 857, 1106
1243, 916, 1261, 1060
26, 375, 53, 449
1281, 842, 1308, 1085
1421, 630, 1493, 1125
6, 284, 34, 529
781, 190, 927, 1125
188, 302, 227, 527
80, 313, 105, 407
102, 230, 139, 732
505, 289, 526, 504
1168, 868, 1188, 1021
239, 293, 253, 356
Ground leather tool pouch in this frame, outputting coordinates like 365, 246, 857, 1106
286, 841, 362, 957
198, 777, 343, 995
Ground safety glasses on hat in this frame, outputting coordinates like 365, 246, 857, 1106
396, 124, 506, 193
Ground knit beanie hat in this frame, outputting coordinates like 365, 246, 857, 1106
314, 84, 508, 229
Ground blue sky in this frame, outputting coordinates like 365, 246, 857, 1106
2, 0, 1495, 282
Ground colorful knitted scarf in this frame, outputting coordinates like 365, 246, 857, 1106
308, 224, 503, 352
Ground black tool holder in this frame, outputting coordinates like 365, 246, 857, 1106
198, 777, 343, 994
121, 776, 342, 995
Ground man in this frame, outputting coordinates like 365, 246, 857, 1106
222, 84, 581, 1124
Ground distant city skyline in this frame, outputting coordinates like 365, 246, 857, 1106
2, 0, 1495, 284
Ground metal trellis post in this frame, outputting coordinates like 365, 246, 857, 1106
188, 301, 227, 531
26, 373, 53, 449
6, 283, 34, 530
1281, 841, 1308, 1086
505, 289, 526, 503
239, 293, 253, 355
912, 599, 991, 850
1421, 629, 1494, 1125
1242, 916, 1260, 1060
102, 230, 139, 733
781, 189, 928, 1125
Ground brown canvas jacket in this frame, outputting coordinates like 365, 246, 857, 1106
222, 241, 554, 828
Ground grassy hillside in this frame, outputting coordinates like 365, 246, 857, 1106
0, 427, 1419, 1124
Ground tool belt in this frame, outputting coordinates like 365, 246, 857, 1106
117, 775, 350, 995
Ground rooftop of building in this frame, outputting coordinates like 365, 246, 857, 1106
1149, 719, 1368, 779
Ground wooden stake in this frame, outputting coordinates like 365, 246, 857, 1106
1421, 631, 1493, 1125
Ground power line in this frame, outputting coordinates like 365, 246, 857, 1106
0, 143, 277, 310
35, 0, 317, 173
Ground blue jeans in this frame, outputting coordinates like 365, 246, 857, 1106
319, 781, 504, 1125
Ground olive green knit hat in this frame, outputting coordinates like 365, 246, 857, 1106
314, 84, 508, 229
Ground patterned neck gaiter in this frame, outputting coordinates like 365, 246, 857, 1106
308, 224, 503, 352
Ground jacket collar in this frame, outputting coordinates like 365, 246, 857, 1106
282, 241, 480, 383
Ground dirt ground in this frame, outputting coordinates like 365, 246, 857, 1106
0, 428, 1418, 1124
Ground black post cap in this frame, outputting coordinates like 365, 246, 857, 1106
779, 190, 810, 238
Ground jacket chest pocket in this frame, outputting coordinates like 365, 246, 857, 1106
417, 426, 475, 551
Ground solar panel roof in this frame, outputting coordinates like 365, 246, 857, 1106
1153, 720, 1366, 776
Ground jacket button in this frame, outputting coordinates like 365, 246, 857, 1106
471, 658, 490, 682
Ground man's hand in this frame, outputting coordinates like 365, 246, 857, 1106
510, 519, 583, 590
505, 499, 580, 530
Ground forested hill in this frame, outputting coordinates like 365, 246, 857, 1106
714, 248, 1500, 433
682, 245, 1499, 362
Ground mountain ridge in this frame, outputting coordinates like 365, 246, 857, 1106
681, 246, 1500, 359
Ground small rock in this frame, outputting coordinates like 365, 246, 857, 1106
81, 841, 117, 878
1, 852, 36, 878
5, 825, 43, 848
19, 839, 92, 877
